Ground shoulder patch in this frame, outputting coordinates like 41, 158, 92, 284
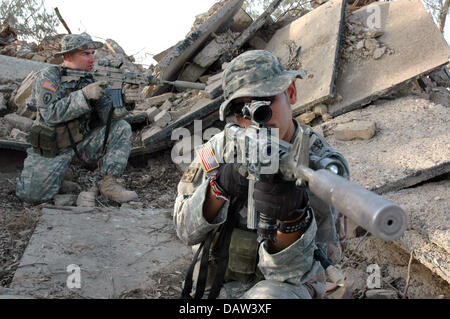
196, 144, 220, 173
181, 167, 199, 183
42, 81, 58, 93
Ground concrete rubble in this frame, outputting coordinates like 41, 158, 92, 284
0, 0, 449, 298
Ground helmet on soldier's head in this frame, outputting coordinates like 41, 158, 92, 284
55, 33, 103, 56
219, 50, 305, 121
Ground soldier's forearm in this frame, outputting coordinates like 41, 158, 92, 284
202, 185, 226, 223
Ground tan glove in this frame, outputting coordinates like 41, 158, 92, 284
82, 81, 108, 101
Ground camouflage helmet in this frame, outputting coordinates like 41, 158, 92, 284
219, 50, 305, 121
55, 33, 103, 56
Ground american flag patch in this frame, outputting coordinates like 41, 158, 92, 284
42, 81, 58, 93
196, 144, 220, 173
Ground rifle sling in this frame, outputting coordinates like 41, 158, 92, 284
102, 106, 114, 155
180, 197, 243, 299
66, 123, 87, 166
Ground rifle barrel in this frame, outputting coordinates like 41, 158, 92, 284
298, 167, 408, 241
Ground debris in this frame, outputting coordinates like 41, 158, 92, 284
265, 0, 347, 115
296, 112, 316, 125
9, 128, 28, 143
154, 110, 172, 128
365, 289, 399, 299
372, 47, 386, 60
328, 0, 450, 117
4, 113, 33, 133
154, 0, 244, 96
53, 194, 77, 207
333, 120, 376, 141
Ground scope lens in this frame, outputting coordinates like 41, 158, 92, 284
327, 164, 339, 175
252, 105, 272, 124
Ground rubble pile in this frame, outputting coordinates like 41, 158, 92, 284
0, 0, 449, 298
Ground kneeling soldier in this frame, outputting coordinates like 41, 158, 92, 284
16, 34, 137, 205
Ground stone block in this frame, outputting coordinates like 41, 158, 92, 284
313, 104, 328, 116
145, 107, 160, 122
160, 100, 172, 111
4, 113, 34, 132
144, 93, 174, 107
296, 112, 316, 124
154, 110, 172, 128
333, 120, 376, 141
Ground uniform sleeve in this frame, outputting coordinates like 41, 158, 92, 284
257, 216, 324, 285
173, 133, 229, 246
34, 67, 91, 126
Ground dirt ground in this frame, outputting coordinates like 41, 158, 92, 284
0, 147, 448, 299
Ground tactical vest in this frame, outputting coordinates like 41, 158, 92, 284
29, 67, 93, 158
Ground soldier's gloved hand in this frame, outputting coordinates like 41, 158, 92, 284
82, 81, 108, 101
215, 163, 248, 200
253, 180, 309, 222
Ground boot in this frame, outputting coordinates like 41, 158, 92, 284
99, 175, 138, 203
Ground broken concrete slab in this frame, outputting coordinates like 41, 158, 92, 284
318, 96, 449, 194
229, 8, 253, 33
10, 206, 191, 298
328, 0, 450, 117
154, 0, 244, 95
265, 0, 346, 116
193, 30, 239, 69
132, 96, 223, 157
382, 179, 450, 284
0, 54, 49, 82
178, 62, 207, 83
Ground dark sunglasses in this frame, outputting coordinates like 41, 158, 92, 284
229, 96, 276, 117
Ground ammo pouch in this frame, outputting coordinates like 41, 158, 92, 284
30, 124, 58, 158
225, 228, 260, 283
29, 120, 84, 158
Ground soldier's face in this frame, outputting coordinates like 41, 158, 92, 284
64, 49, 96, 71
233, 82, 298, 142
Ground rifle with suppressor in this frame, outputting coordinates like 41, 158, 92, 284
225, 100, 408, 243
60, 59, 206, 108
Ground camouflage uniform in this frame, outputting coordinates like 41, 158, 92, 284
173, 50, 349, 299
16, 35, 132, 204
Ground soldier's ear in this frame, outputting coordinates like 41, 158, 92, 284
63, 52, 73, 62
286, 81, 297, 105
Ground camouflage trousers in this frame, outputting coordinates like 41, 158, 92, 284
16, 120, 132, 204
219, 279, 324, 299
